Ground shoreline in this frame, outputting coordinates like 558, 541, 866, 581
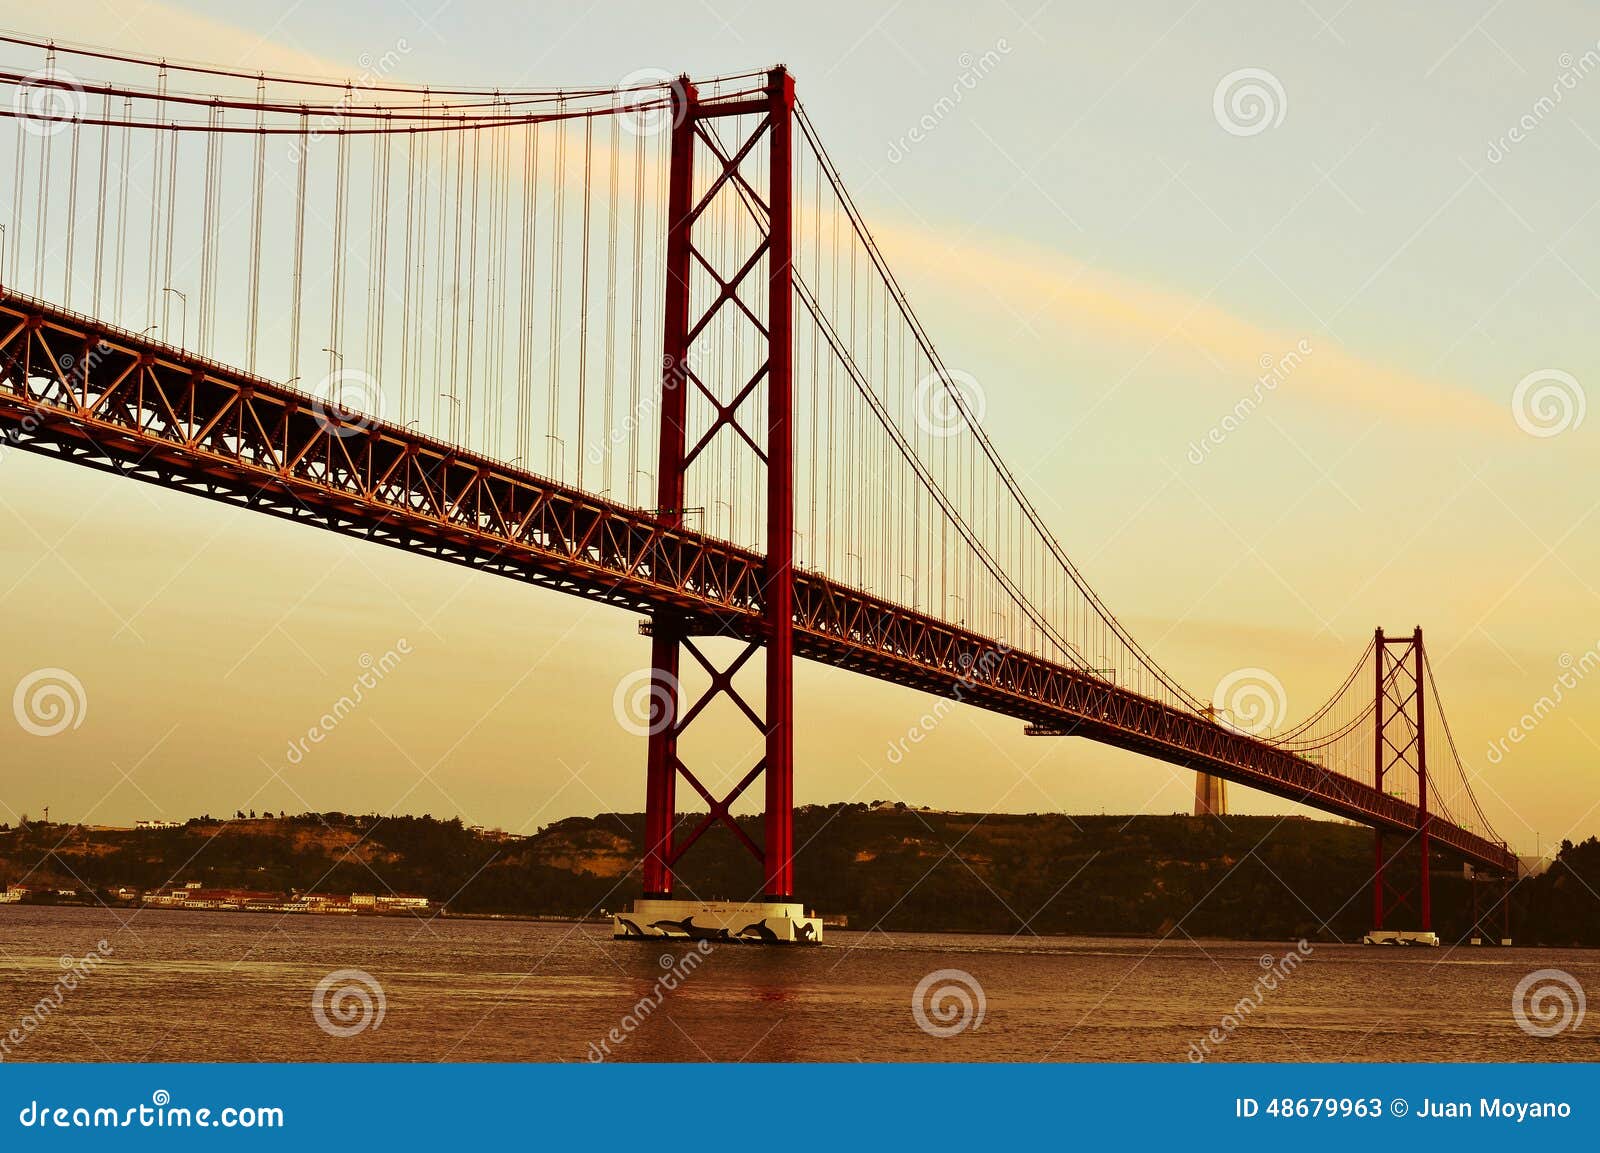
0, 901, 608, 925
4, 904, 1565, 947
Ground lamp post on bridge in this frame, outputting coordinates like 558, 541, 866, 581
162, 287, 187, 350
440, 393, 461, 444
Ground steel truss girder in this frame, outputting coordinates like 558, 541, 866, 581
0, 290, 1516, 877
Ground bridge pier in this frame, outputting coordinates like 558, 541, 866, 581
1468, 866, 1514, 946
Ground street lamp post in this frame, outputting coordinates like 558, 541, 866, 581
162, 287, 187, 349
440, 393, 461, 443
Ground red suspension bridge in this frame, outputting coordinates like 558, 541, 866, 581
0, 39, 1515, 942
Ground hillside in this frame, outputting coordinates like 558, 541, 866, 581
2, 807, 1595, 944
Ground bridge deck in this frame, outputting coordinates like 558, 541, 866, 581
0, 291, 1515, 875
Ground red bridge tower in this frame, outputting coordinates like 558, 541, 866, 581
615, 68, 817, 944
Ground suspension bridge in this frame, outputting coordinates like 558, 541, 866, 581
0, 38, 1515, 944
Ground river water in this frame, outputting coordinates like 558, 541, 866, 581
1, 906, 1594, 1062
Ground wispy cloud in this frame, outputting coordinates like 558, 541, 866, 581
11, 1, 360, 79
873, 221, 1508, 432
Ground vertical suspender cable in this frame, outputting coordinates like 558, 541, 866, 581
548, 108, 566, 476
375, 116, 393, 413
431, 117, 449, 436
576, 115, 594, 492
329, 113, 350, 385
198, 101, 220, 353
429, 119, 447, 429
447, 118, 464, 441
464, 121, 481, 445
364, 114, 380, 381
7, 116, 22, 287
516, 119, 538, 464
247, 79, 265, 372
33, 59, 52, 295
399, 124, 416, 425
160, 123, 178, 338
290, 109, 308, 386
113, 96, 131, 321
63, 118, 80, 307
498, 112, 512, 453
603, 116, 619, 498
145, 65, 166, 328
481, 109, 495, 451
627, 123, 644, 507
92, 92, 109, 316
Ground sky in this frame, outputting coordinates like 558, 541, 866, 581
2, 1, 1597, 859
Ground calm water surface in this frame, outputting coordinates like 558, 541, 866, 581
2, 906, 1594, 1061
